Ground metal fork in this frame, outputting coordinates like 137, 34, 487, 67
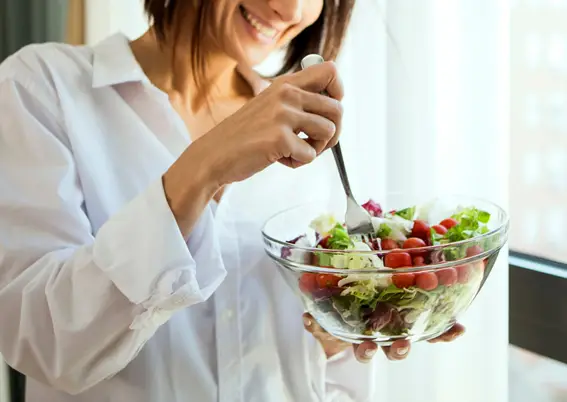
300, 54, 377, 245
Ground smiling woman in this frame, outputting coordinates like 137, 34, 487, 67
0, 0, 377, 401
144, 0, 354, 79
0, 0, 509, 401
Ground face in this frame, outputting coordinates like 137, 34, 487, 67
206, 0, 324, 66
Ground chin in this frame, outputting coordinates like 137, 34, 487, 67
227, 42, 274, 68
240, 51, 273, 68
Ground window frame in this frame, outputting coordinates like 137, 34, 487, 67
509, 251, 567, 365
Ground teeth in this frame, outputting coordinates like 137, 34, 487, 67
241, 8, 277, 39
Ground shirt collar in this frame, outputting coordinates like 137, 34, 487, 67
90, 32, 271, 95
91, 33, 149, 88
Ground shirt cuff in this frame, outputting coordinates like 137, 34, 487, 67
92, 177, 226, 314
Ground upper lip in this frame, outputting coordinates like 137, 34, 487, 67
241, 6, 284, 33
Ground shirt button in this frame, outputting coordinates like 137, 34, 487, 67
223, 309, 234, 321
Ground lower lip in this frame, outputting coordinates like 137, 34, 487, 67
239, 8, 277, 45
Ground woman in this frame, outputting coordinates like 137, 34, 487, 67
0, 1, 463, 401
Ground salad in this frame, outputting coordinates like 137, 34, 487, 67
285, 200, 497, 338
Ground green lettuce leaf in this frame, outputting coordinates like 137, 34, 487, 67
376, 223, 392, 239
326, 223, 353, 250
438, 206, 493, 259
395, 206, 416, 221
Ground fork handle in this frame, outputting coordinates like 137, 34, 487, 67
331, 142, 355, 200
300, 55, 356, 202
317, 96, 354, 199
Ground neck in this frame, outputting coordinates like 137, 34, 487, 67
130, 29, 249, 113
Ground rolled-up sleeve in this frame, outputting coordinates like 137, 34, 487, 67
93, 177, 226, 330
0, 76, 226, 394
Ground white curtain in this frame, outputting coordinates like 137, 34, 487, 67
334, 1, 510, 402
85, 1, 510, 401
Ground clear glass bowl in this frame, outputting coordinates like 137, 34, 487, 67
262, 195, 509, 345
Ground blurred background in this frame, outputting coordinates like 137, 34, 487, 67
0, 0, 566, 401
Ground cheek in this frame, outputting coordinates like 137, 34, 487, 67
304, 0, 324, 26
279, 1, 324, 45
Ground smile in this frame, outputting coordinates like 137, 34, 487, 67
240, 5, 279, 41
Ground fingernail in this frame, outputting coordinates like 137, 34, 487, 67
303, 317, 312, 327
396, 347, 409, 356
364, 348, 377, 358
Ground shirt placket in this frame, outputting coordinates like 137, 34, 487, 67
214, 204, 243, 402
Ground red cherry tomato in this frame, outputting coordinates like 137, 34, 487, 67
385, 252, 412, 268
456, 264, 473, 284
411, 220, 431, 240
432, 224, 448, 235
299, 273, 319, 294
466, 245, 484, 257
380, 239, 399, 250
413, 256, 426, 266
440, 218, 458, 229
392, 273, 416, 288
316, 274, 341, 288
403, 237, 427, 249
436, 268, 458, 286
416, 272, 438, 290
403, 237, 428, 257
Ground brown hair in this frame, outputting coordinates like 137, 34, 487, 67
144, 0, 355, 81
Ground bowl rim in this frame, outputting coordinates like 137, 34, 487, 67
261, 195, 509, 273
266, 243, 505, 274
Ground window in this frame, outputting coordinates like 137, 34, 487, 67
510, 2, 567, 400
510, 0, 567, 263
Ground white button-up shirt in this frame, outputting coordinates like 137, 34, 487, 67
0, 33, 376, 402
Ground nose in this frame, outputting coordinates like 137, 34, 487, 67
269, 0, 302, 24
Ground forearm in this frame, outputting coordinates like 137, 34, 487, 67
163, 138, 222, 238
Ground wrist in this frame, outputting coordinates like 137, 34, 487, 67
163, 141, 222, 236
188, 133, 231, 188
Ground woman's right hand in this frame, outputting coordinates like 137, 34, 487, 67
164, 61, 344, 234
202, 60, 343, 181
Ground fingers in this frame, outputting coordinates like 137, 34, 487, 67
293, 113, 336, 154
282, 134, 317, 167
428, 323, 466, 344
353, 341, 378, 363
303, 313, 337, 342
300, 91, 344, 124
303, 312, 323, 334
303, 313, 379, 363
381, 340, 411, 361
303, 313, 351, 359
280, 99, 339, 162
270, 77, 343, 155
285, 61, 344, 101
287, 91, 342, 154
299, 92, 343, 150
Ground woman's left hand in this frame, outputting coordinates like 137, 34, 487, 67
303, 313, 465, 363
